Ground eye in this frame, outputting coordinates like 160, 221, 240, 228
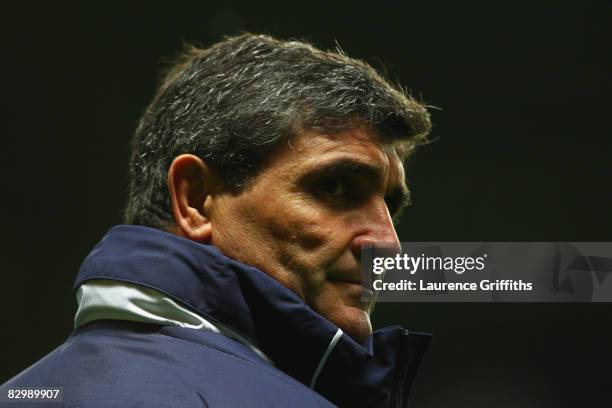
309, 175, 366, 209
317, 177, 348, 197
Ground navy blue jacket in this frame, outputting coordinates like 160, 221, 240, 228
2, 226, 430, 407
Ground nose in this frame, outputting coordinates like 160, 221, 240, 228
350, 198, 401, 260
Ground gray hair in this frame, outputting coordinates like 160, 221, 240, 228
125, 33, 431, 229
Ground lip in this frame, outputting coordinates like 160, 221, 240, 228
327, 276, 362, 285
327, 277, 375, 300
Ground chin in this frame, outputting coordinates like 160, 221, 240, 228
333, 306, 373, 345
311, 281, 374, 344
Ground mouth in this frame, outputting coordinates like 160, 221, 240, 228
327, 277, 375, 302
327, 268, 363, 285
328, 276, 361, 285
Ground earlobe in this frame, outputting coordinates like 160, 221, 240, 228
167, 154, 215, 243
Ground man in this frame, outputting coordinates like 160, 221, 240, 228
2, 34, 431, 407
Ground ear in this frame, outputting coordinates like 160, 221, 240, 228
167, 154, 216, 243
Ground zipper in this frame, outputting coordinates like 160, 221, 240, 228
390, 329, 411, 408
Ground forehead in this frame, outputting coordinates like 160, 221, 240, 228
269, 126, 406, 179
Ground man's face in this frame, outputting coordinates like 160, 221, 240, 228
209, 126, 407, 343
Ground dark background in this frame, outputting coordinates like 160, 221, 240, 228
2, 1, 611, 406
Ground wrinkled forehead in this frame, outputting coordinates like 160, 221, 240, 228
298, 126, 406, 166
264, 126, 408, 184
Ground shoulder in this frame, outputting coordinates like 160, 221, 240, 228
2, 321, 335, 408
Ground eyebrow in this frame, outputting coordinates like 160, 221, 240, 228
306, 158, 385, 182
301, 157, 411, 218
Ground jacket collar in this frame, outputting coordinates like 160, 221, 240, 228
75, 225, 430, 408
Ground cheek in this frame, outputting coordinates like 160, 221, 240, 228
220, 192, 357, 299
263, 204, 345, 286
258, 198, 322, 246
272, 204, 349, 263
